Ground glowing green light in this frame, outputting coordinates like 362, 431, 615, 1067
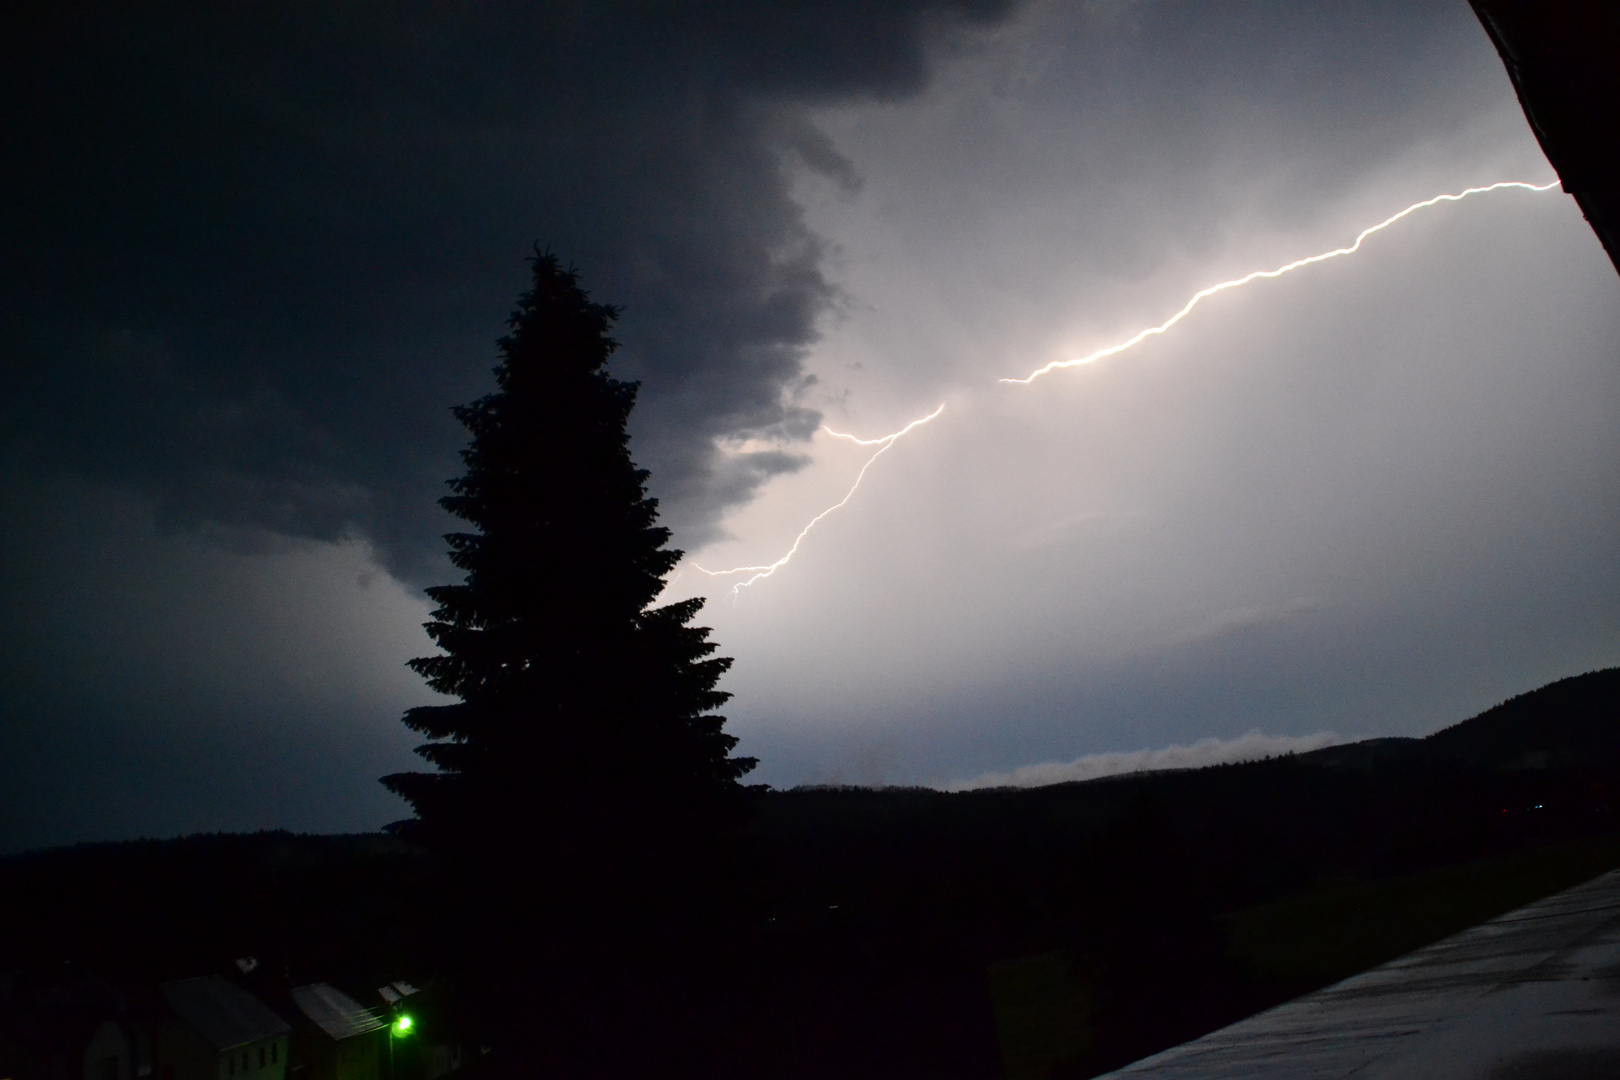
393, 1015, 413, 1036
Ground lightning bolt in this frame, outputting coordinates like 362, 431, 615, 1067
1003, 180, 1561, 384
684, 178, 1559, 592
693, 404, 945, 593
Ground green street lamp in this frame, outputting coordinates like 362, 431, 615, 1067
388, 1014, 413, 1080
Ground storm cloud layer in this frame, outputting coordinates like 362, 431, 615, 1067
1, 0, 1012, 574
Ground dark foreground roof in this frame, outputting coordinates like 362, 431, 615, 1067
289, 984, 387, 1042
161, 977, 290, 1052
1470, 0, 1620, 276
1095, 868, 1620, 1078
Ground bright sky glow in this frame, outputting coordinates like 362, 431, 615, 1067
686, 179, 1562, 594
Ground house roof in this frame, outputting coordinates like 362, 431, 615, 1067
161, 978, 290, 1052
375, 981, 419, 1007
289, 984, 387, 1042
1091, 869, 1620, 1078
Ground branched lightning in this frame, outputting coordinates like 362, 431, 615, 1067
693, 404, 945, 593
682, 178, 1559, 593
1003, 180, 1561, 384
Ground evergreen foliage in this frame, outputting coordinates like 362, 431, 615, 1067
381, 251, 757, 1071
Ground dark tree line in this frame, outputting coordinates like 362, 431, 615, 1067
3, 710, 1614, 1079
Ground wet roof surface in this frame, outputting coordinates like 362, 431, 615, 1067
1098, 868, 1620, 1080
289, 983, 388, 1042
161, 977, 291, 1052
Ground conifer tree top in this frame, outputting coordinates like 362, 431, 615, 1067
382, 250, 753, 848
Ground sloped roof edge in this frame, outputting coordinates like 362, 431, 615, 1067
161, 977, 290, 1052
289, 983, 388, 1042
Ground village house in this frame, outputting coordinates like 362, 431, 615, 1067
285, 985, 385, 1080
156, 978, 288, 1080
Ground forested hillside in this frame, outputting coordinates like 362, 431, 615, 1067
5, 671, 1617, 1079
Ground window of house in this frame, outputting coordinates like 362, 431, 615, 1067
270, 1044, 278, 1065
258, 1048, 265, 1068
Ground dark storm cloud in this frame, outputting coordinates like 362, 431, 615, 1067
0, 0, 1015, 579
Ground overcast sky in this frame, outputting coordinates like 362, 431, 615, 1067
3, 0, 1616, 852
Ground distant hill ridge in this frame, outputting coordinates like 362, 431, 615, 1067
1301, 667, 1620, 772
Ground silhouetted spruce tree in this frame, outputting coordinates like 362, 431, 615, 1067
382, 252, 757, 1074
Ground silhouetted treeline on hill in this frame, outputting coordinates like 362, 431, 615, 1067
3, 670, 1617, 1080
1419, 667, 1620, 768
1291, 668, 1620, 773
